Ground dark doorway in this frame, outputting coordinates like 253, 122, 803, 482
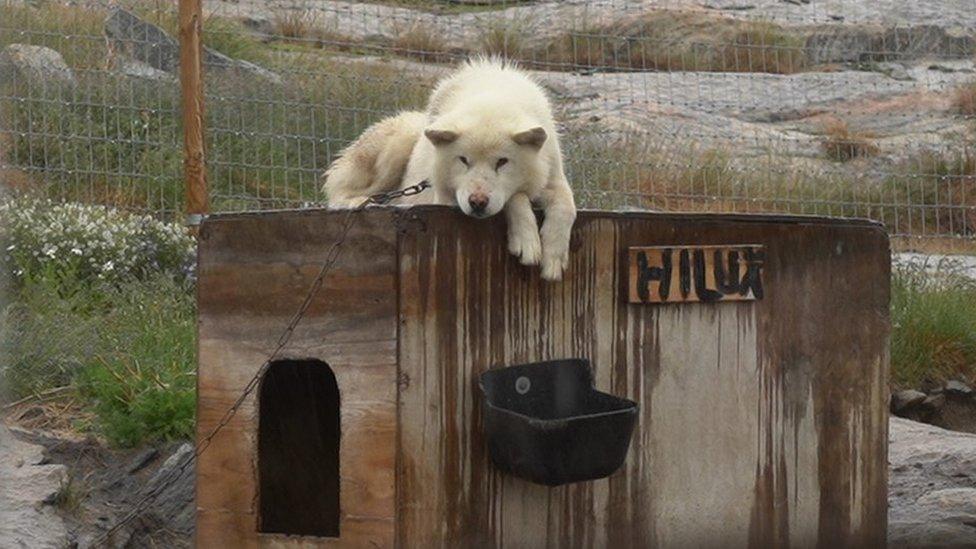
258, 359, 340, 537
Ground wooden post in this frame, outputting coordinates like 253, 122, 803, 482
179, 0, 208, 227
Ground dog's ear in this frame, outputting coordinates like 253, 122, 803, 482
512, 127, 547, 149
425, 128, 459, 146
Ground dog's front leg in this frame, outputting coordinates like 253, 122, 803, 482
505, 193, 542, 266
539, 178, 577, 281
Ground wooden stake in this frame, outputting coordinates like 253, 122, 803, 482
179, 0, 208, 227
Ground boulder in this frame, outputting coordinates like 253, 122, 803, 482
889, 418, 976, 547
945, 380, 973, 397
921, 392, 947, 412
105, 8, 280, 84
0, 44, 76, 86
0, 423, 70, 548
115, 58, 176, 83
891, 389, 927, 414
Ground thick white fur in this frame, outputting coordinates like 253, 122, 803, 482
322, 57, 577, 281
323, 111, 427, 208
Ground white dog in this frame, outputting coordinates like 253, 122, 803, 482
324, 57, 576, 281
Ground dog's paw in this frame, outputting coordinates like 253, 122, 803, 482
508, 229, 542, 266
540, 249, 569, 281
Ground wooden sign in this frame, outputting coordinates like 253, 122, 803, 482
629, 245, 765, 304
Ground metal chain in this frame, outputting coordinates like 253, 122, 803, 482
94, 181, 429, 547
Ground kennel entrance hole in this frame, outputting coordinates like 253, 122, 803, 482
258, 359, 340, 537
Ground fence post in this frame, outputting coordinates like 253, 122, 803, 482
179, 0, 208, 227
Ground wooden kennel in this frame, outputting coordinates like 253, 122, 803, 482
195, 206, 889, 548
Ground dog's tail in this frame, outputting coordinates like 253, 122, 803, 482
322, 111, 427, 208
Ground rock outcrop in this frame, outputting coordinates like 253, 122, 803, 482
889, 418, 976, 548
0, 44, 76, 86
105, 8, 281, 84
0, 424, 70, 549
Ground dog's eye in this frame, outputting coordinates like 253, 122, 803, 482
458, 156, 469, 167
495, 158, 509, 170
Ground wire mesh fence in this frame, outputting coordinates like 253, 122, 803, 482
1, 0, 975, 240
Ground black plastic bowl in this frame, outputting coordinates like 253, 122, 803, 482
477, 359, 638, 486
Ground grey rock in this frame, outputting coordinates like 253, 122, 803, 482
806, 25, 974, 65
105, 8, 181, 72
0, 423, 70, 549
922, 393, 947, 412
889, 418, 976, 547
116, 58, 176, 83
76, 442, 195, 548
0, 44, 76, 86
892, 389, 927, 413
240, 15, 274, 39
945, 380, 973, 397
126, 447, 160, 474
105, 8, 280, 84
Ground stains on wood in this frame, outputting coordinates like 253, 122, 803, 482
197, 207, 888, 548
196, 210, 398, 548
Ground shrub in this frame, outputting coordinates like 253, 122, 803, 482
538, 11, 807, 74
954, 81, 976, 117
819, 118, 879, 161
720, 24, 807, 74
77, 275, 196, 447
887, 146, 976, 235
891, 261, 976, 388
0, 197, 195, 287
1, 273, 105, 398
272, 8, 317, 43
478, 18, 529, 59
0, 271, 196, 446
392, 23, 452, 62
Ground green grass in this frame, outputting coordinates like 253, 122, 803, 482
0, 3, 106, 70
564, 133, 976, 237
76, 275, 195, 447
1, 25, 430, 215
0, 3, 267, 68
1, 264, 196, 447
891, 262, 976, 388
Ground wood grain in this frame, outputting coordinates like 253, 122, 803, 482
178, 0, 207, 219
196, 210, 398, 548
396, 207, 888, 548
196, 207, 888, 548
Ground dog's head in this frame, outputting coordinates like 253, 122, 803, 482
424, 115, 548, 218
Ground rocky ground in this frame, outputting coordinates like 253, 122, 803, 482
207, 0, 976, 45
889, 418, 976, 547
0, 424, 193, 548
0, 424, 69, 548
6, 0, 974, 173
216, 0, 976, 170
3, 414, 975, 547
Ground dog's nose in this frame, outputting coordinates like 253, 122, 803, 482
468, 193, 489, 214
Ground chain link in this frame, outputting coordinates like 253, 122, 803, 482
93, 181, 429, 546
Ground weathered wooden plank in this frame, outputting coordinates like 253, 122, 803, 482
197, 206, 887, 548
197, 209, 399, 548
396, 207, 888, 548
